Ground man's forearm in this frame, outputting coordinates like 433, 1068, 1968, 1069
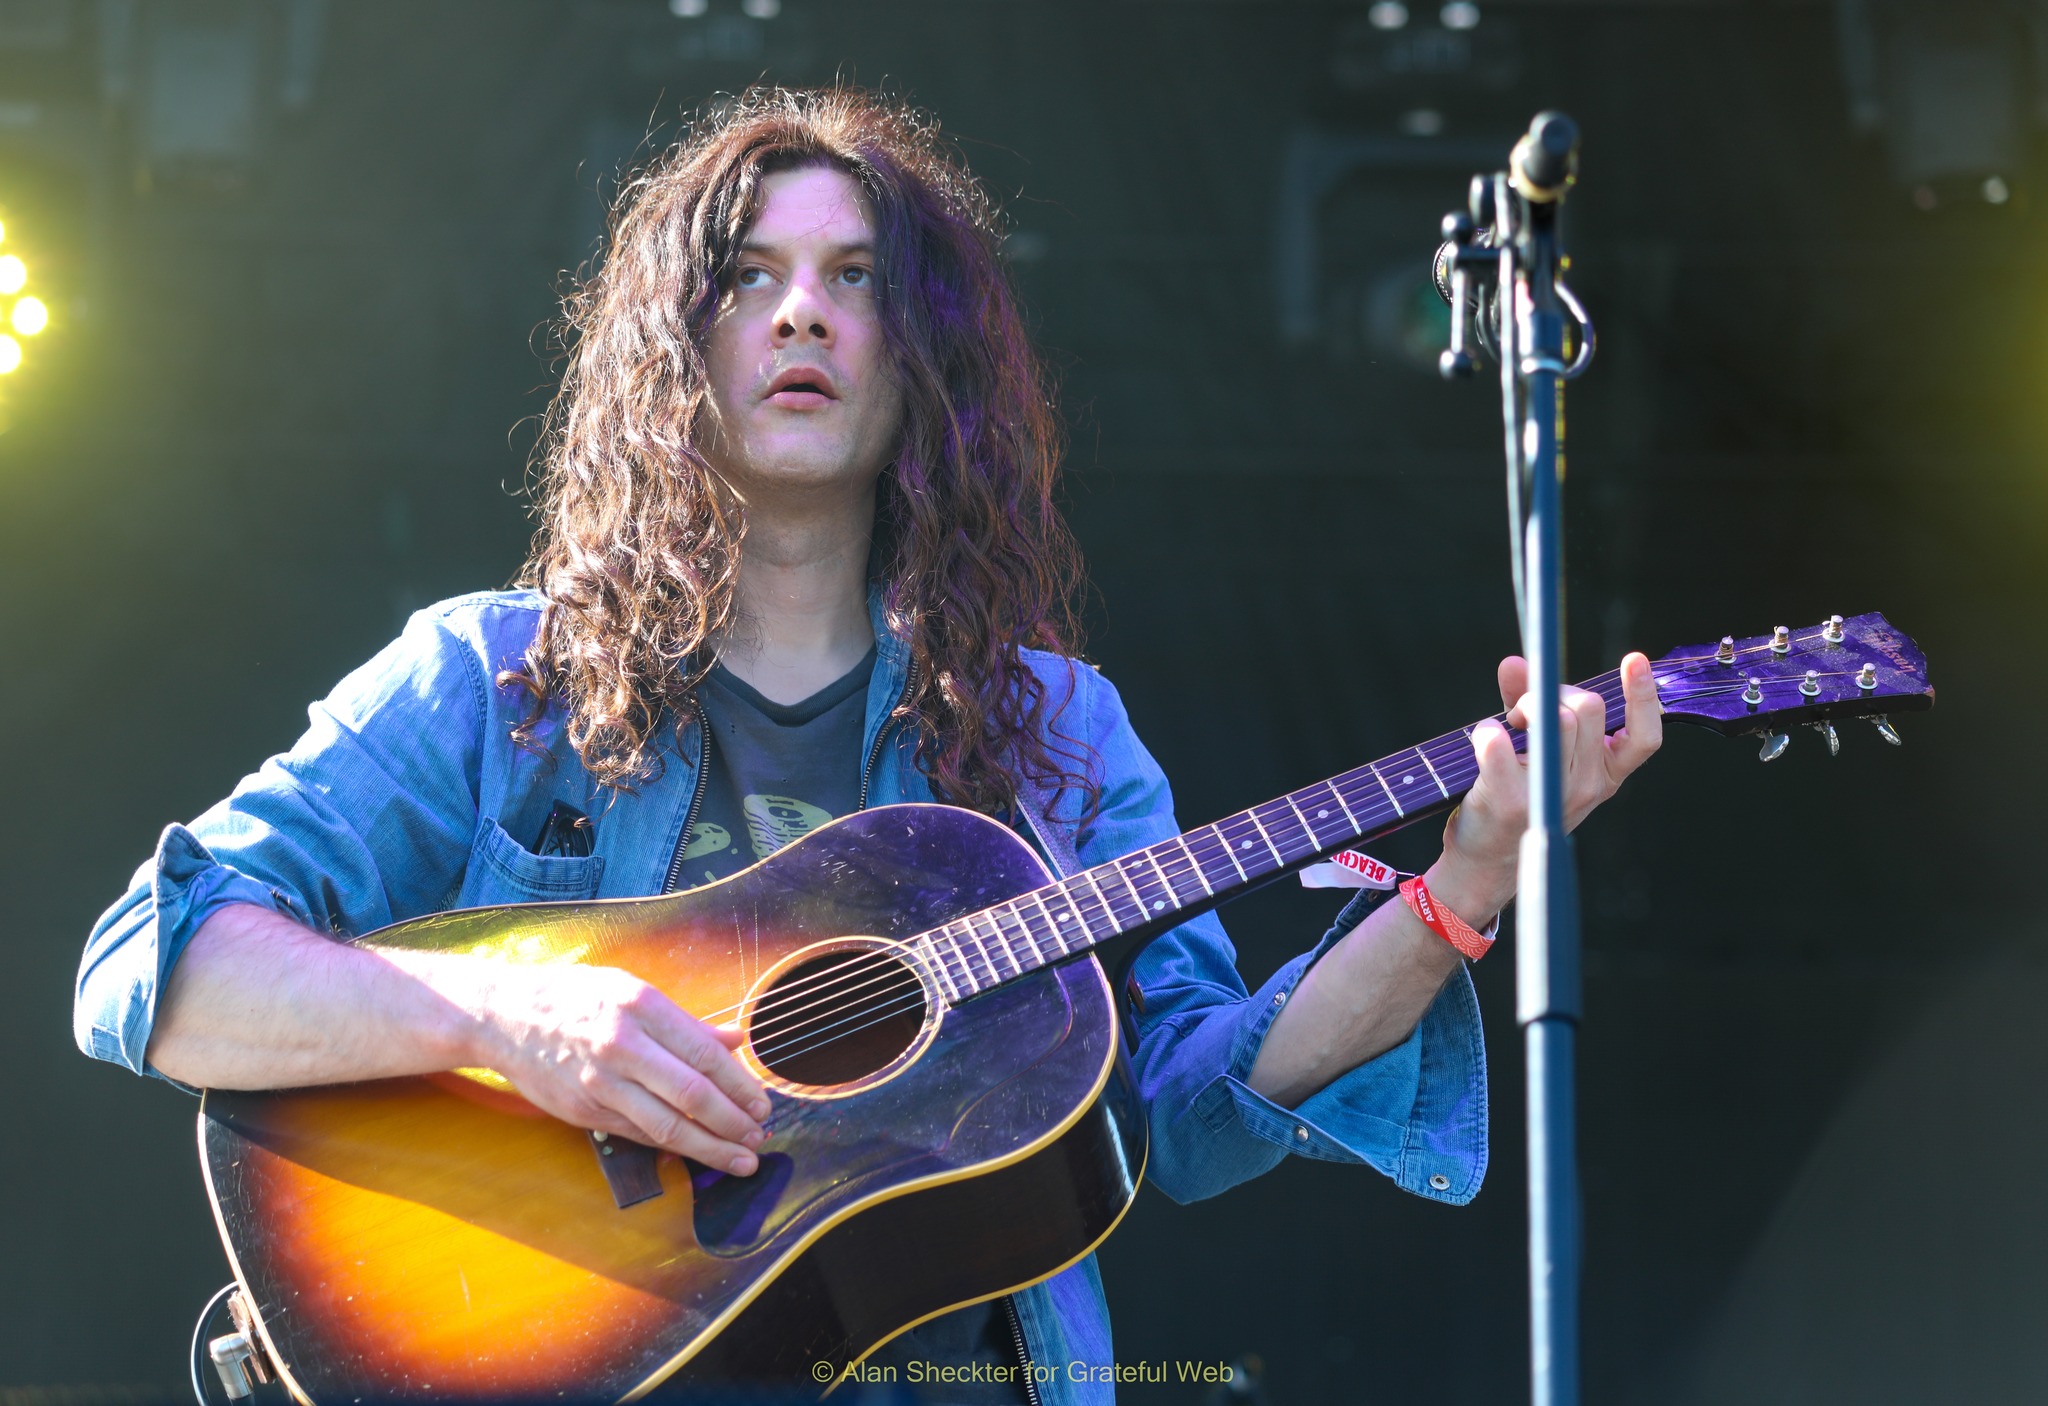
1242, 873, 1480, 1108
147, 902, 485, 1090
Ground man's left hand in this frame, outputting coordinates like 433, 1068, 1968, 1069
1425, 652, 1663, 925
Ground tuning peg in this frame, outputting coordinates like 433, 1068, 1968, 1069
1822, 614, 1845, 644
1810, 720, 1840, 755
1871, 715, 1903, 746
1759, 730, 1790, 762
1716, 636, 1736, 664
1770, 626, 1791, 655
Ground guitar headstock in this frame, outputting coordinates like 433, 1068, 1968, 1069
1653, 613, 1933, 756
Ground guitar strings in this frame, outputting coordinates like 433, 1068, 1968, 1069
677, 647, 1878, 1042
686, 678, 1633, 1039
742, 678, 1690, 1070
748, 977, 928, 1068
749, 639, 1907, 1078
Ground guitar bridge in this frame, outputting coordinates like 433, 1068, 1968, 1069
589, 1130, 665, 1208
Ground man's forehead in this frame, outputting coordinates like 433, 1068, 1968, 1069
743, 165, 876, 251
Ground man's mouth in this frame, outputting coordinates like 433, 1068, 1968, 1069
764, 368, 838, 407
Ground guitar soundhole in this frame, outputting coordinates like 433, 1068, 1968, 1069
750, 948, 928, 1086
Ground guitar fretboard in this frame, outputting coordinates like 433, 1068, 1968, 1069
912, 670, 1632, 1002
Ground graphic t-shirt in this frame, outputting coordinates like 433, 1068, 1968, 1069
679, 650, 876, 889
679, 651, 1029, 1405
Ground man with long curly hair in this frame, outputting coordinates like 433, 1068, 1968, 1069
76, 88, 1661, 1401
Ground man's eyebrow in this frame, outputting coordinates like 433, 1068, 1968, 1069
736, 238, 876, 258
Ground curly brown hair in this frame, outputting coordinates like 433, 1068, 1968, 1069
505, 86, 1093, 818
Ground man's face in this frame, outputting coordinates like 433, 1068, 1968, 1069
700, 164, 904, 499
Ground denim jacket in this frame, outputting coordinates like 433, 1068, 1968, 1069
75, 589, 1488, 1406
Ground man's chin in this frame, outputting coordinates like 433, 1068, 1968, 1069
724, 443, 888, 497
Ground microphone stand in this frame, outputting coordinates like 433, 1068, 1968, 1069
1437, 112, 1594, 1406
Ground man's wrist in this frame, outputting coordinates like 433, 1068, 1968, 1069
376, 947, 506, 1072
1420, 857, 1510, 932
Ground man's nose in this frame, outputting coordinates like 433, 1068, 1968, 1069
772, 273, 833, 346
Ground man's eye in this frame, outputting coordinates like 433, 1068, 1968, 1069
736, 267, 769, 288
840, 265, 872, 288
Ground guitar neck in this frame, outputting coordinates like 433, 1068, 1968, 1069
916, 667, 1632, 1000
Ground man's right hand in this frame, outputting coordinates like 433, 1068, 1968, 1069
148, 902, 770, 1175
468, 962, 769, 1175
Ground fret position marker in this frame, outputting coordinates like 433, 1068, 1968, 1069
1245, 809, 1283, 859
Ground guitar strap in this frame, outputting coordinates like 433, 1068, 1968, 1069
1012, 782, 1083, 880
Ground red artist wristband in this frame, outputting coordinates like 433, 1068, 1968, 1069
1399, 875, 1497, 962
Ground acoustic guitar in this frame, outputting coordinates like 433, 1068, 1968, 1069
197, 614, 1932, 1402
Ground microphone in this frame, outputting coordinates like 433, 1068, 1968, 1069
1431, 112, 1581, 367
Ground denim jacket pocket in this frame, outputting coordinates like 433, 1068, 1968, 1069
457, 815, 606, 908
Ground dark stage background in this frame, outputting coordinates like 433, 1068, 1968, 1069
4, 2, 2044, 1402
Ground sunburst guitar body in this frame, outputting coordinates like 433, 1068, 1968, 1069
201, 804, 1147, 1403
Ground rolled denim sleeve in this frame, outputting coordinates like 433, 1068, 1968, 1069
73, 605, 489, 1080
1062, 667, 1489, 1208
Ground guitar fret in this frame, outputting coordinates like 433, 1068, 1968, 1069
957, 917, 998, 985
1438, 738, 1479, 793
1348, 771, 1401, 827
1220, 814, 1269, 867
1332, 780, 1365, 833
1185, 824, 1240, 892
941, 931, 979, 995
1243, 808, 1285, 865
1139, 849, 1182, 918
1064, 892, 1097, 945
916, 935, 960, 1004
1000, 903, 1047, 968
1416, 745, 1451, 799
1209, 821, 1252, 883
1310, 778, 1364, 838
1258, 798, 1316, 859
1076, 868, 1125, 934
975, 910, 1022, 978
1173, 835, 1215, 897
1283, 793, 1334, 850
1367, 761, 1405, 818
1030, 890, 1074, 956
1109, 858, 1151, 919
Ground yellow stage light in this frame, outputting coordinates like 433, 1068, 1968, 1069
12, 296, 46, 335
0, 336, 24, 373
0, 256, 25, 295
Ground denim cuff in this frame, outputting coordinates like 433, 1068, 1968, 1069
1190, 885, 1487, 1205
74, 823, 291, 1085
